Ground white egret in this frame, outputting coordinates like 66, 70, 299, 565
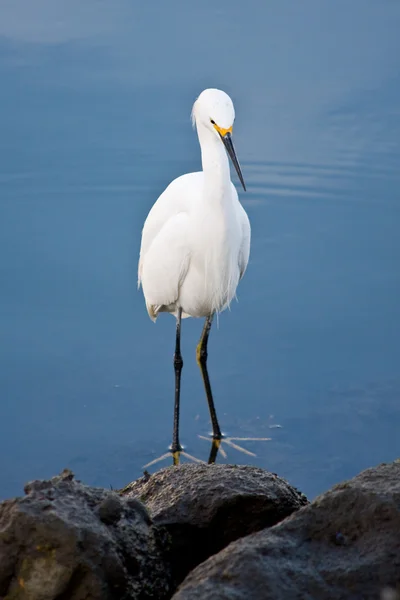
138, 88, 251, 464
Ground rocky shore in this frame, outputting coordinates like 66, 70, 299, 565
0, 461, 399, 599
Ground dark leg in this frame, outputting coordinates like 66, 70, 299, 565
196, 314, 222, 443
172, 308, 183, 465
207, 439, 221, 464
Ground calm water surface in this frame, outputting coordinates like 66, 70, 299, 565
1, 0, 399, 499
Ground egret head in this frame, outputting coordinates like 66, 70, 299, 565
192, 88, 246, 191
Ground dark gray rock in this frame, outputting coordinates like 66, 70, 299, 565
120, 463, 308, 585
172, 461, 400, 600
0, 469, 171, 600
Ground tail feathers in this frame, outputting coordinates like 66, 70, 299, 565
146, 302, 160, 323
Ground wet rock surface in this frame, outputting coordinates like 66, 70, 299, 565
0, 469, 171, 600
172, 461, 400, 600
120, 463, 308, 585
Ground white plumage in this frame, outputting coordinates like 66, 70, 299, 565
137, 88, 251, 465
138, 88, 250, 321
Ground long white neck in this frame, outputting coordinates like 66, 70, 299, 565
196, 122, 232, 203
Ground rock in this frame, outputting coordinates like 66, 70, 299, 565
172, 461, 400, 600
120, 463, 308, 585
0, 469, 171, 600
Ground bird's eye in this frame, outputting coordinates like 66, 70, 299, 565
210, 119, 215, 125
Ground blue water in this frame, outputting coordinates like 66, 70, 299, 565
1, 0, 399, 500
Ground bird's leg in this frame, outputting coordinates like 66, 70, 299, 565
196, 315, 271, 464
207, 438, 222, 464
196, 315, 223, 447
171, 308, 183, 464
196, 315, 223, 464
144, 309, 206, 468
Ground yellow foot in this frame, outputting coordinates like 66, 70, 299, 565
143, 447, 205, 469
198, 434, 271, 460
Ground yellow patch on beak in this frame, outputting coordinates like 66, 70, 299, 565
213, 124, 233, 137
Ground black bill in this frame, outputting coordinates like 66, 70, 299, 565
220, 131, 246, 191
